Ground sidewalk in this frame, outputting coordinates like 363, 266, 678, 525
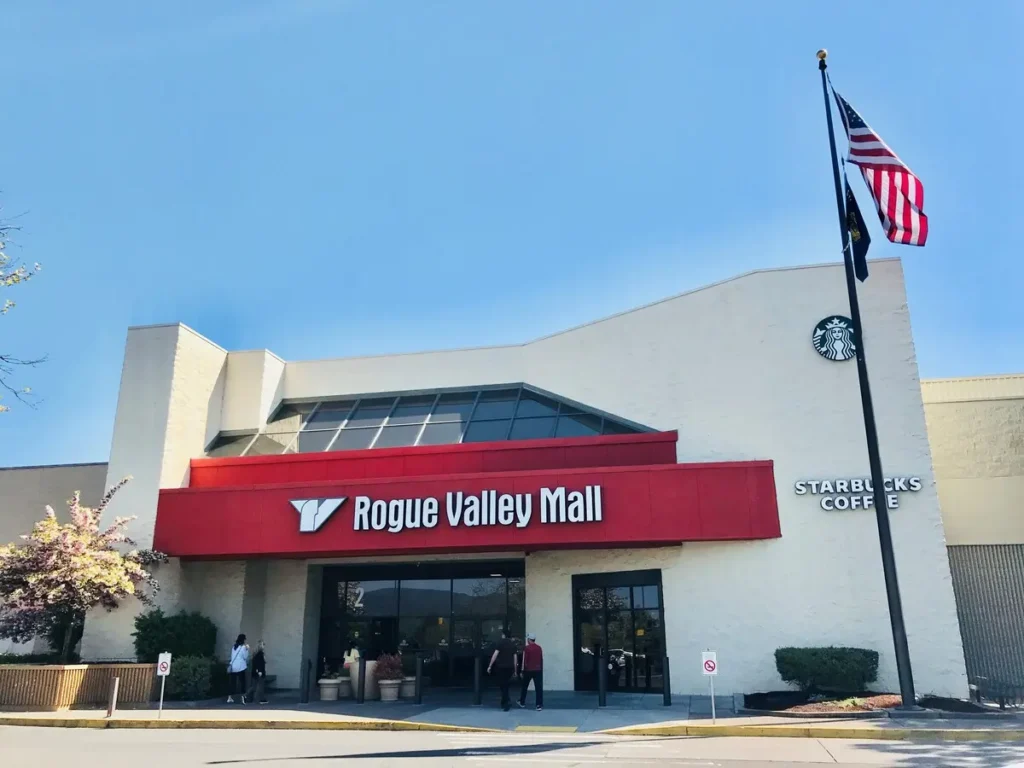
2, 690, 1022, 740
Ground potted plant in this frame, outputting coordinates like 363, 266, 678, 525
317, 661, 343, 702
374, 653, 404, 702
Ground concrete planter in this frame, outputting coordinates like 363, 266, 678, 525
378, 679, 401, 702
400, 676, 416, 699
0, 663, 157, 712
317, 679, 341, 702
337, 677, 352, 699
349, 660, 378, 700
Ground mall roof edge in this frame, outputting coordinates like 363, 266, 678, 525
130, 258, 903, 365
0, 461, 108, 472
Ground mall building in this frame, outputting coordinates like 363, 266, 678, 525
3, 260, 982, 698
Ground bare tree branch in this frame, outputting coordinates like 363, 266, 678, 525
0, 208, 43, 412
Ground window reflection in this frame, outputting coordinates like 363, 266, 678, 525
346, 580, 398, 616
399, 616, 449, 652
304, 402, 354, 431
453, 578, 506, 615
400, 580, 451, 615
577, 588, 604, 610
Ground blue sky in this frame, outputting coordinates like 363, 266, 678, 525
2, 1, 1021, 467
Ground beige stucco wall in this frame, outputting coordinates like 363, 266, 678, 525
0, 462, 107, 654
0, 462, 107, 547
80, 324, 228, 661
922, 375, 1024, 546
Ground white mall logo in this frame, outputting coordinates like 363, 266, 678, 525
291, 497, 347, 533
289, 486, 603, 535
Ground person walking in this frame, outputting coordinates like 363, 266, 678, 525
518, 633, 543, 710
486, 627, 518, 711
246, 640, 269, 705
227, 634, 250, 704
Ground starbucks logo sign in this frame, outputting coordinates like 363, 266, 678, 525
812, 316, 856, 362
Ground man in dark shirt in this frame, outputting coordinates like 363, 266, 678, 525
518, 632, 543, 710
486, 627, 518, 711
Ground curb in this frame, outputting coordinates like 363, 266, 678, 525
599, 723, 1024, 741
3, 716, 1023, 741
0, 717, 497, 733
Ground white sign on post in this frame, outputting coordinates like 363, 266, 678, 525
156, 652, 172, 719
157, 653, 172, 676
702, 651, 718, 723
702, 651, 717, 676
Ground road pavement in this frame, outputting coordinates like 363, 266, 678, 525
4, 725, 1024, 767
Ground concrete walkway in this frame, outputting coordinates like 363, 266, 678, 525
2, 689, 1023, 739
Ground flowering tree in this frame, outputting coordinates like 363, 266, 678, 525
0, 477, 167, 661
0, 215, 43, 412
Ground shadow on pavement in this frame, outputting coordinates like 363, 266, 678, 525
207, 740, 606, 763
849, 738, 1024, 767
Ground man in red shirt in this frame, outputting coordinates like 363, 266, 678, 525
518, 632, 543, 710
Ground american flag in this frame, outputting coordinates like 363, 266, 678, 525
833, 90, 928, 246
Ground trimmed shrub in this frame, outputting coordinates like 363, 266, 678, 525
166, 655, 213, 701
132, 609, 217, 662
0, 652, 71, 665
209, 658, 230, 697
775, 647, 879, 692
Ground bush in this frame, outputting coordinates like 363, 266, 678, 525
209, 659, 230, 697
775, 647, 879, 692
132, 609, 217, 662
0, 652, 75, 665
373, 652, 404, 681
166, 655, 213, 701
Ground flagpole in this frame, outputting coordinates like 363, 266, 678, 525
817, 49, 917, 709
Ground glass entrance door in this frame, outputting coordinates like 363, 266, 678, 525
572, 575, 665, 693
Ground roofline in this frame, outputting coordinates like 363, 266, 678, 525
128, 259, 903, 366
278, 258, 903, 366
0, 461, 108, 472
126, 323, 228, 354
922, 374, 1024, 384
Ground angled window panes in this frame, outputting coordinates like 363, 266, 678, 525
463, 419, 512, 443
215, 386, 646, 457
429, 392, 476, 424
472, 389, 519, 420
348, 398, 395, 428
418, 420, 465, 445
388, 395, 436, 425
206, 434, 255, 458
556, 413, 602, 438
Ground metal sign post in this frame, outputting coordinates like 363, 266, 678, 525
702, 651, 718, 724
156, 652, 172, 720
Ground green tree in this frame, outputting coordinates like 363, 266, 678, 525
0, 215, 42, 412
0, 477, 167, 661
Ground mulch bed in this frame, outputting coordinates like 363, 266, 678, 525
746, 691, 901, 713
746, 691, 990, 714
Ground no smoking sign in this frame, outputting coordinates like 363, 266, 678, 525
157, 652, 173, 677
702, 651, 718, 676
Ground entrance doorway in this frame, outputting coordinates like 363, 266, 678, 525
319, 561, 525, 688
572, 570, 665, 693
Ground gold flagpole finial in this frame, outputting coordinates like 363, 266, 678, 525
816, 49, 828, 61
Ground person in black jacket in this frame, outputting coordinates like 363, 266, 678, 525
247, 640, 269, 705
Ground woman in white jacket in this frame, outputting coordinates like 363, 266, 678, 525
227, 634, 250, 704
